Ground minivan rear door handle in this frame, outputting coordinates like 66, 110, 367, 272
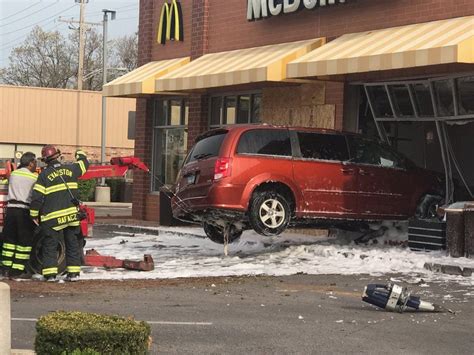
341, 168, 355, 175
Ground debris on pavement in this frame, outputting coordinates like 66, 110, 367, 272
362, 283, 454, 313
84, 249, 155, 271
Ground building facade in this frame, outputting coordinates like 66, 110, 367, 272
104, 0, 474, 222
0, 85, 135, 164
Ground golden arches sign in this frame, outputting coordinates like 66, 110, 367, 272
157, 0, 184, 45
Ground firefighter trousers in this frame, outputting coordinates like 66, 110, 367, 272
0, 207, 35, 275
41, 225, 81, 277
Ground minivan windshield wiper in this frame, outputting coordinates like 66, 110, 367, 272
193, 153, 213, 160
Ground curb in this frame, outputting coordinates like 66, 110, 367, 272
93, 223, 159, 236
424, 262, 473, 277
84, 202, 132, 208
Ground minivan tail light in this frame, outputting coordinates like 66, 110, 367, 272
214, 158, 232, 181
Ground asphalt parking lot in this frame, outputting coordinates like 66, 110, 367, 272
7, 274, 474, 354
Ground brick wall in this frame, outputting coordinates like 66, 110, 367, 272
191, 0, 210, 59
325, 82, 345, 131
56, 145, 133, 163
132, 98, 154, 220
207, 0, 474, 53
150, 0, 193, 60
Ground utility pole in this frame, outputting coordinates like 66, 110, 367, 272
100, 9, 116, 185
59, 0, 100, 90
77, 0, 87, 90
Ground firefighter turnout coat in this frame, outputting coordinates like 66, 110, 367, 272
30, 152, 89, 231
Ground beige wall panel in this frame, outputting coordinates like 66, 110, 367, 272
261, 83, 335, 129
0, 86, 135, 149
0, 144, 15, 158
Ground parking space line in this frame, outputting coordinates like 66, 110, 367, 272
12, 318, 213, 326
147, 321, 213, 326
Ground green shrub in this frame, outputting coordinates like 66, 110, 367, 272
78, 179, 96, 202
35, 311, 151, 355
105, 178, 123, 202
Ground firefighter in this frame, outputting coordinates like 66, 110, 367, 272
30, 145, 89, 282
0, 152, 38, 279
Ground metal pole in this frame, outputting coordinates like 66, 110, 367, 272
77, 0, 87, 90
0, 283, 11, 354
100, 11, 109, 185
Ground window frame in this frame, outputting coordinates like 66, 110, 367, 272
364, 73, 474, 123
209, 90, 262, 128
151, 98, 189, 191
235, 128, 293, 159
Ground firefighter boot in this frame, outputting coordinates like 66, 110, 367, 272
65, 273, 80, 282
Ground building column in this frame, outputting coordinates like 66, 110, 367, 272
187, 95, 210, 149
187, 0, 211, 150
191, 0, 210, 60
325, 81, 345, 131
132, 0, 155, 220
132, 98, 154, 220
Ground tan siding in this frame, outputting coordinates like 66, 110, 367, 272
0, 85, 135, 149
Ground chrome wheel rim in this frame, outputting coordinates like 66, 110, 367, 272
259, 198, 285, 228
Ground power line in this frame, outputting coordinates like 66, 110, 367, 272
1, 4, 78, 36
88, 3, 137, 16
0, 18, 67, 51
114, 17, 138, 22
0, 0, 42, 22
0, 19, 66, 52
0, 1, 60, 28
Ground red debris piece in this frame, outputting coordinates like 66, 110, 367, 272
84, 249, 154, 271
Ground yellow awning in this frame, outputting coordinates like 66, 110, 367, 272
103, 57, 190, 97
155, 38, 325, 91
288, 16, 474, 78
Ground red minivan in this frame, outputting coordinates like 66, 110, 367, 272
172, 125, 443, 244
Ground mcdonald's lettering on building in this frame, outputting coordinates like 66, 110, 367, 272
157, 0, 184, 44
247, 0, 348, 20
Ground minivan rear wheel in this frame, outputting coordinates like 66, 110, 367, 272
203, 222, 242, 244
250, 191, 291, 236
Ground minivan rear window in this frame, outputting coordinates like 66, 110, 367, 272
186, 132, 227, 163
237, 129, 291, 157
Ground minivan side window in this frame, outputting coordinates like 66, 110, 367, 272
348, 136, 403, 168
237, 129, 291, 157
297, 132, 349, 162
186, 133, 227, 164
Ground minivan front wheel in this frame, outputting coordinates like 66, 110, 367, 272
250, 191, 291, 236
415, 194, 443, 220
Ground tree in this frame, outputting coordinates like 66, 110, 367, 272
0, 26, 76, 88
110, 32, 138, 73
0, 27, 138, 90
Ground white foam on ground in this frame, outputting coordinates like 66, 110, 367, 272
81, 225, 474, 286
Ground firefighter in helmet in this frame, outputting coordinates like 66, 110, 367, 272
30, 145, 89, 282
0, 152, 38, 279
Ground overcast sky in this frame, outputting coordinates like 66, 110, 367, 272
0, 0, 139, 67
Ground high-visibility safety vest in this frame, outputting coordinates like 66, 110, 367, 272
7, 167, 38, 209
30, 151, 89, 231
